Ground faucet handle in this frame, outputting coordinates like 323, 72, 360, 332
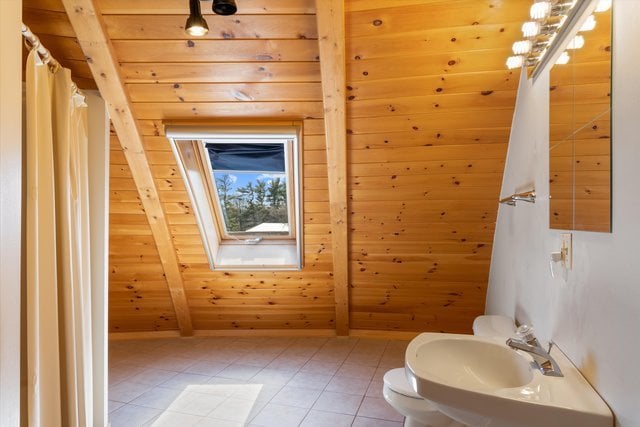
547, 341, 555, 353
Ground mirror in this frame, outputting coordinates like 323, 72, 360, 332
549, 6, 612, 232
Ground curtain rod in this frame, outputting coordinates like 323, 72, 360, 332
21, 23, 83, 96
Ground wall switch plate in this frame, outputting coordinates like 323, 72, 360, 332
560, 233, 572, 270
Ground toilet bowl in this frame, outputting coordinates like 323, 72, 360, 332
383, 368, 465, 427
382, 315, 515, 427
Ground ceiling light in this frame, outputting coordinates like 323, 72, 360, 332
522, 21, 541, 37
506, 0, 584, 71
506, 56, 524, 69
213, 0, 237, 15
566, 35, 585, 49
512, 40, 533, 55
555, 51, 570, 65
580, 15, 596, 31
185, 0, 209, 36
530, 1, 552, 20
595, 0, 611, 12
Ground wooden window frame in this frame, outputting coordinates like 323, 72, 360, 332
166, 123, 304, 271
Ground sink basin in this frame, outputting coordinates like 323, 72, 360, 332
405, 333, 613, 427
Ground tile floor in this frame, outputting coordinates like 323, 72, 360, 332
109, 335, 409, 426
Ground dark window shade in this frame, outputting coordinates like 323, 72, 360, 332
206, 143, 285, 172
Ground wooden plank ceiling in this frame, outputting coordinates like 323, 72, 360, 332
23, 0, 530, 334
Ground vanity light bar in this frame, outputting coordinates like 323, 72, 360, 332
506, 0, 608, 71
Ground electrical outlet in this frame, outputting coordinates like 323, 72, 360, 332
560, 233, 572, 270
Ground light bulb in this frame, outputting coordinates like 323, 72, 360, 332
186, 22, 208, 36
522, 21, 541, 37
567, 35, 585, 49
506, 55, 524, 69
580, 15, 596, 32
595, 0, 611, 12
556, 51, 570, 65
512, 40, 533, 55
530, 1, 551, 20
185, 0, 209, 36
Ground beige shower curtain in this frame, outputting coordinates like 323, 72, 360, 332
26, 49, 93, 427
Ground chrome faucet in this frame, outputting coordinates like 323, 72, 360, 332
506, 325, 563, 377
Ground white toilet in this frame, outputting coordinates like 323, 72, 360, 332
382, 315, 516, 427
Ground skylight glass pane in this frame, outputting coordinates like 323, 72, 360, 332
208, 142, 290, 236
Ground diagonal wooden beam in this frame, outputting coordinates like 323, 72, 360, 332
315, 0, 349, 336
61, 0, 193, 336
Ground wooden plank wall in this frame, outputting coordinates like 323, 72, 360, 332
101, 0, 335, 332
23, 0, 532, 334
345, 0, 528, 332
109, 133, 181, 331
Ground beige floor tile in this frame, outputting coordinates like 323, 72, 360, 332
311, 391, 363, 415
166, 391, 226, 416
249, 403, 309, 427
352, 416, 404, 427
266, 355, 309, 372
195, 418, 244, 427
217, 363, 263, 381
109, 381, 153, 403
344, 352, 382, 367
299, 360, 341, 376
184, 360, 230, 377
325, 376, 370, 396
128, 368, 179, 387
270, 385, 322, 408
232, 382, 283, 403
286, 371, 333, 390
109, 404, 162, 427
336, 363, 377, 381
130, 386, 183, 410
144, 410, 203, 426
109, 363, 148, 386
300, 409, 355, 427
356, 396, 404, 422
108, 400, 125, 414
235, 352, 279, 367
366, 380, 385, 398
159, 372, 211, 390
149, 355, 197, 372
250, 367, 295, 385
207, 397, 263, 423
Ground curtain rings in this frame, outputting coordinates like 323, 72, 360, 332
43, 52, 60, 73
23, 36, 40, 53
23, 34, 60, 72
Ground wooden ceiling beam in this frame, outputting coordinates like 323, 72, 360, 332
61, 0, 193, 336
315, 0, 349, 336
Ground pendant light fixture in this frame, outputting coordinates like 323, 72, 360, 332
185, 0, 209, 37
212, 0, 237, 15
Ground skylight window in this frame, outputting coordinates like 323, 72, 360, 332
166, 124, 303, 270
206, 141, 293, 239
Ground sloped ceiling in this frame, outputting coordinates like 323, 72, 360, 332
22, 0, 530, 334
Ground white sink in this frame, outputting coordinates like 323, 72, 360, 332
405, 333, 613, 427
